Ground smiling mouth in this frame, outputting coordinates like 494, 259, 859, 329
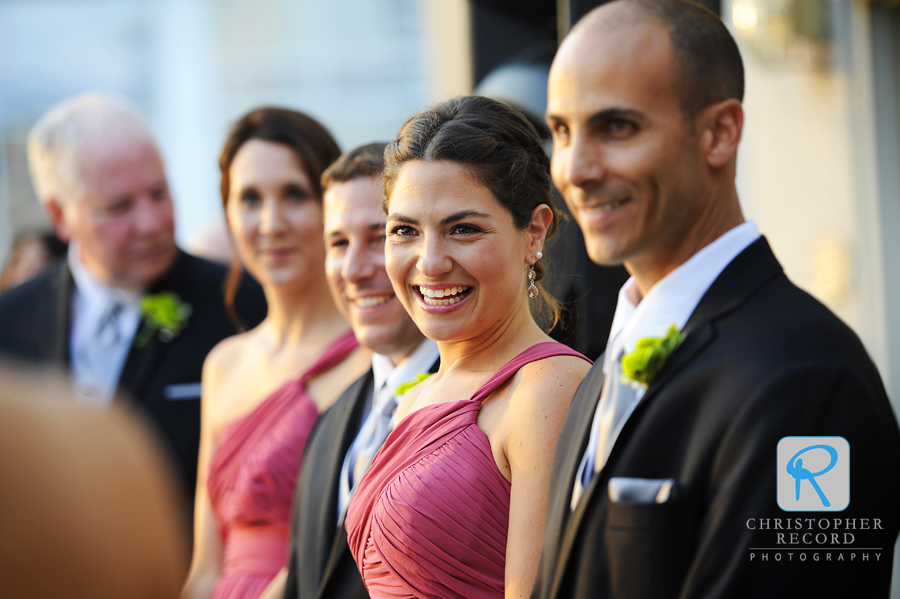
264, 247, 296, 256
583, 197, 629, 213
415, 285, 472, 306
352, 293, 394, 308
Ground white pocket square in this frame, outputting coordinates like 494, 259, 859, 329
608, 477, 676, 504
164, 382, 202, 400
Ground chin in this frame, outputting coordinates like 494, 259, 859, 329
129, 261, 174, 288
583, 239, 629, 267
357, 328, 401, 355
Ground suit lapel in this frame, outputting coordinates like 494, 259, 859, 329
554, 360, 606, 521
549, 237, 785, 598
315, 373, 373, 594
118, 329, 167, 404
117, 252, 188, 403
541, 360, 605, 599
48, 263, 73, 364
566, 321, 717, 514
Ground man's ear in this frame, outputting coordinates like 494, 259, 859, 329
699, 99, 743, 169
527, 204, 553, 256
45, 198, 72, 242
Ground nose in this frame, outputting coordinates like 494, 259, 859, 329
416, 233, 452, 279
557, 132, 605, 190
259, 197, 287, 235
134, 194, 174, 237
343, 238, 378, 284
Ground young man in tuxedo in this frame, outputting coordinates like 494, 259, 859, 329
533, 1, 900, 597
0, 93, 266, 513
283, 143, 438, 599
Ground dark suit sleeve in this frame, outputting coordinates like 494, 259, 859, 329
677, 364, 899, 599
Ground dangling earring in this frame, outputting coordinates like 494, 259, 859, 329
527, 251, 543, 299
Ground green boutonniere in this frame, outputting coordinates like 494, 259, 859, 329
621, 324, 685, 387
135, 292, 192, 348
396, 373, 432, 396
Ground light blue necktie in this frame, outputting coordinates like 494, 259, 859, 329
571, 352, 638, 509
74, 300, 123, 405
352, 386, 398, 485
338, 382, 397, 519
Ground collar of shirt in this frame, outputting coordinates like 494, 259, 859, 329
602, 221, 760, 375
68, 242, 144, 311
371, 337, 440, 407
68, 243, 143, 349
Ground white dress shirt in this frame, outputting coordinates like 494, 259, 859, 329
573, 222, 761, 506
68, 243, 143, 407
337, 337, 440, 520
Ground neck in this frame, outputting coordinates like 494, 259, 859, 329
384, 335, 429, 368
435, 297, 547, 375
259, 274, 348, 348
628, 186, 744, 297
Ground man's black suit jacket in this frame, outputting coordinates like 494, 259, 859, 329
0, 251, 267, 510
532, 238, 900, 599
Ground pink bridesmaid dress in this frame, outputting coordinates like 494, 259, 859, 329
207, 330, 358, 599
345, 342, 591, 599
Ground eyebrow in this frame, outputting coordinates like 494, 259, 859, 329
387, 210, 492, 226
546, 107, 643, 125
439, 210, 491, 226
326, 222, 385, 238
587, 108, 643, 125
386, 213, 417, 224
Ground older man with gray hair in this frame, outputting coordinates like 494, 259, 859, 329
0, 93, 266, 513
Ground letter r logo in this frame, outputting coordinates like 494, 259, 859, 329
777, 437, 849, 511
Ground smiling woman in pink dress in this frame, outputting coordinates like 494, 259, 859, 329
181, 108, 371, 599
345, 96, 593, 599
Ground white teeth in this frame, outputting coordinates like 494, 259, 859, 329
587, 198, 628, 213
421, 286, 466, 298
418, 286, 470, 306
354, 294, 392, 307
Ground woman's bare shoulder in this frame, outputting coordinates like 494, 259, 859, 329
517, 354, 592, 392
509, 354, 591, 414
202, 330, 256, 396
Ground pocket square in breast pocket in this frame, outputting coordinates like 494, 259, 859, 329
164, 382, 202, 400
608, 477, 677, 504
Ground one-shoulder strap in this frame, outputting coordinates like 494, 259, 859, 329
468, 342, 592, 403
301, 329, 359, 383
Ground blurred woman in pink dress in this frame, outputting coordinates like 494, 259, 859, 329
345, 96, 592, 599
182, 108, 371, 599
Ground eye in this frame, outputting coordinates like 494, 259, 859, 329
605, 118, 637, 138
330, 238, 349, 249
150, 185, 169, 202
389, 225, 417, 238
285, 185, 311, 202
450, 223, 482, 236
551, 122, 570, 144
105, 199, 133, 217
240, 189, 261, 206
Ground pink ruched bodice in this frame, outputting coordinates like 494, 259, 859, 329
345, 342, 590, 599
207, 330, 358, 599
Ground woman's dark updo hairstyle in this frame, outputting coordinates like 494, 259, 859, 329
383, 95, 562, 330
218, 106, 341, 329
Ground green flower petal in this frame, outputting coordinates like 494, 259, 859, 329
620, 324, 685, 386
396, 372, 432, 396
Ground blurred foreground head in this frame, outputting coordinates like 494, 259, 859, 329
28, 93, 178, 290
0, 365, 189, 598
